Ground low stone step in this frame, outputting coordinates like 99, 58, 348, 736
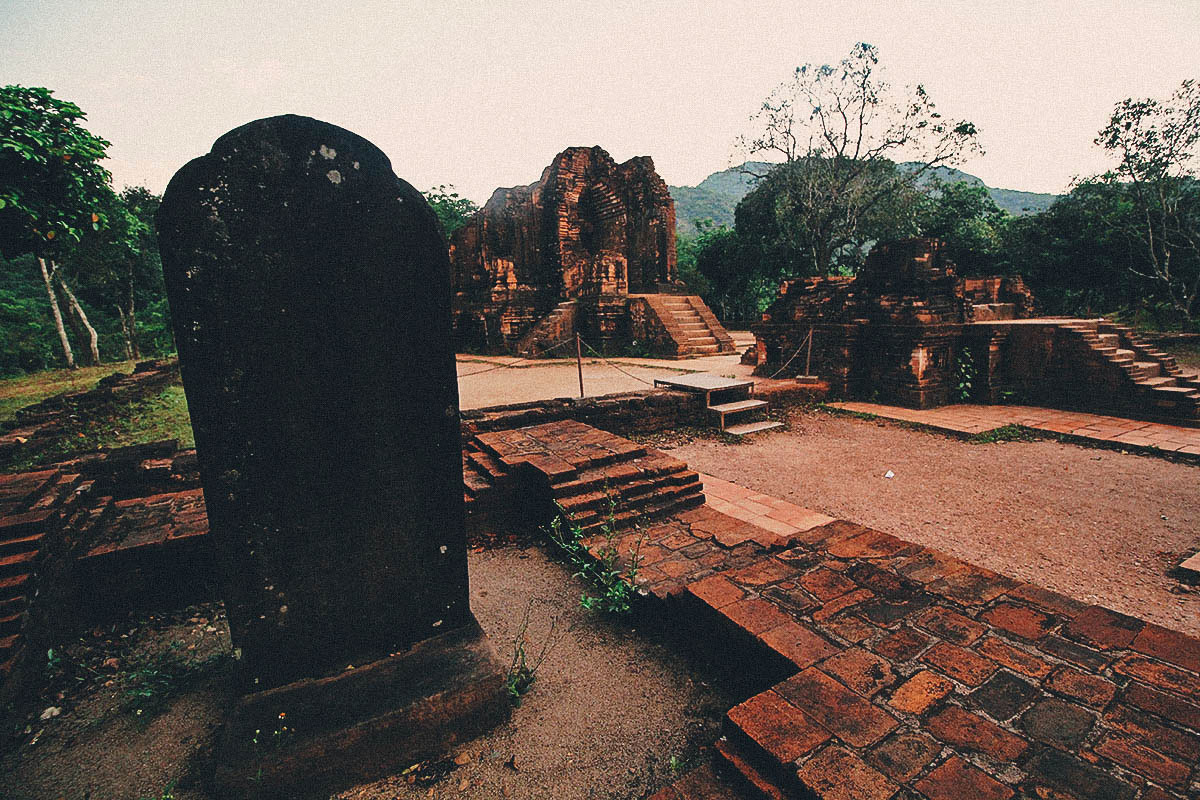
462, 469, 492, 496
713, 737, 788, 800
1096, 333, 1120, 347
1114, 348, 1135, 360
0, 612, 22, 635
0, 573, 30, 595
710, 399, 770, 429
0, 532, 42, 556
0, 633, 17, 661
1152, 385, 1200, 396
688, 344, 721, 355
0, 594, 26, 617
558, 479, 703, 525
710, 399, 769, 415
1132, 361, 1163, 379
575, 491, 705, 535
553, 454, 689, 498
724, 421, 784, 437
1140, 376, 1178, 388
0, 550, 35, 578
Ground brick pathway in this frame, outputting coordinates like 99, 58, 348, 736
562, 471, 1199, 799
829, 401, 1200, 455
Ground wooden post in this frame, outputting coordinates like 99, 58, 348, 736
576, 332, 585, 398
805, 327, 814, 377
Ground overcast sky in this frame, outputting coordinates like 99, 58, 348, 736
4, 0, 1198, 203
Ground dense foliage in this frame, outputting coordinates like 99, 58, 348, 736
423, 184, 479, 238
0, 86, 172, 377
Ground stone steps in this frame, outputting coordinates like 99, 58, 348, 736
640, 295, 737, 357
552, 453, 692, 498
724, 420, 784, 436
1057, 320, 1200, 426
563, 481, 705, 533
713, 736, 789, 800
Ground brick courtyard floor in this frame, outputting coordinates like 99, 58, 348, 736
829, 401, 1200, 455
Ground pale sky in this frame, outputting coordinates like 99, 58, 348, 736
4, 0, 1198, 203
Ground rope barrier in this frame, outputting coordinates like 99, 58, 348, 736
456, 337, 576, 377
579, 339, 657, 387
767, 329, 812, 380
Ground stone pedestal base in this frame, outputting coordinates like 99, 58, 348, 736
213, 619, 509, 799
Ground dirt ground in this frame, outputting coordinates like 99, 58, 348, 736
2, 546, 730, 800
665, 408, 1200, 637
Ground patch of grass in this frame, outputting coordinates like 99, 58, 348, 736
968, 424, 1038, 444
5, 383, 193, 472
0, 361, 138, 426
1164, 341, 1200, 372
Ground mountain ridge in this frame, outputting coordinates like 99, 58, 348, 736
669, 162, 1058, 233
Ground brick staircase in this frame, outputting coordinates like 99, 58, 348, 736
471, 419, 705, 535
635, 294, 737, 357
0, 469, 92, 679
1058, 319, 1200, 425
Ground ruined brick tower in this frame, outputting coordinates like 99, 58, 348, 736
450, 146, 734, 357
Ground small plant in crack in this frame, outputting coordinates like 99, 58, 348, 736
545, 490, 645, 615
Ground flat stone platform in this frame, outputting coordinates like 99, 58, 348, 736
829, 401, 1200, 456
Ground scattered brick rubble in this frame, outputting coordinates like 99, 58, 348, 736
449, 145, 735, 358
752, 238, 1200, 425
2, 417, 1197, 799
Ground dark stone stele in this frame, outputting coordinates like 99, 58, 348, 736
158, 114, 508, 798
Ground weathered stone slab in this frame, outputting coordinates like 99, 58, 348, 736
159, 114, 506, 797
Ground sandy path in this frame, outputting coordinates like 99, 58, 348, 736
666, 410, 1200, 637
4, 547, 729, 800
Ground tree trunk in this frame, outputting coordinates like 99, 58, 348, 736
38, 256, 75, 369
126, 269, 140, 359
116, 306, 134, 360
52, 262, 100, 366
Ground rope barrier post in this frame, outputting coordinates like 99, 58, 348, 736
805, 327, 813, 377
575, 332, 585, 398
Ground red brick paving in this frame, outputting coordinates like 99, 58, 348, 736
596, 429, 1200, 799
4, 419, 1198, 800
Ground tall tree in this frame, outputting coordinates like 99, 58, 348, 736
735, 43, 981, 275
1094, 79, 1200, 319
423, 184, 479, 238
0, 85, 116, 367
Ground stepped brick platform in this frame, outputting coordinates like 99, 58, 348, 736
829, 401, 1200, 457
2, 419, 1198, 799
473, 419, 706, 534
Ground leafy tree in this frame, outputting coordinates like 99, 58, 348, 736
1, 85, 118, 367
1000, 181, 1142, 317
678, 220, 776, 322
1093, 79, 1200, 319
423, 184, 479, 238
735, 43, 981, 275
68, 186, 165, 359
916, 179, 1009, 275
